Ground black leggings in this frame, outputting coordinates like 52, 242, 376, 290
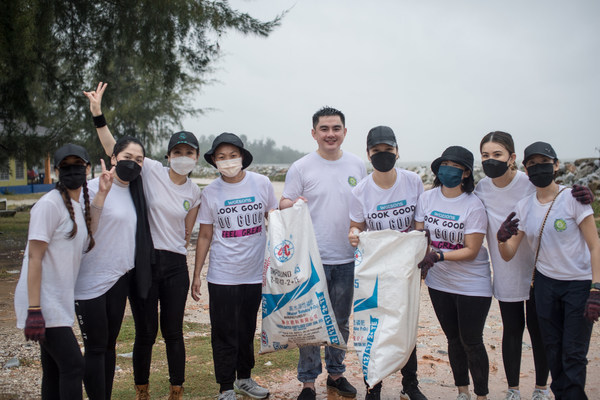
208, 282, 262, 393
40, 327, 85, 400
129, 250, 190, 386
75, 272, 130, 399
498, 287, 549, 388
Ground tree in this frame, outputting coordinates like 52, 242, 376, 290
0, 0, 282, 166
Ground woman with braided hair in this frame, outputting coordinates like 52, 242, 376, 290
14, 144, 114, 399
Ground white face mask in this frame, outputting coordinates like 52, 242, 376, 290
170, 156, 196, 175
215, 158, 243, 178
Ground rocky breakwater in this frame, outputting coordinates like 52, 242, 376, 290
556, 158, 600, 193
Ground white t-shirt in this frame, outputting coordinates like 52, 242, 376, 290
282, 151, 366, 264
142, 157, 202, 255
415, 187, 492, 297
515, 186, 593, 281
474, 171, 536, 301
75, 178, 136, 300
198, 171, 278, 285
349, 168, 424, 232
14, 190, 88, 328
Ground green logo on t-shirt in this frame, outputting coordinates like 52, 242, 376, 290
183, 200, 191, 211
348, 176, 358, 187
554, 218, 567, 232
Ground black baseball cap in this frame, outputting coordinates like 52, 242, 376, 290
167, 131, 199, 154
53, 144, 90, 167
366, 126, 397, 149
431, 146, 474, 174
523, 141, 557, 164
204, 132, 253, 169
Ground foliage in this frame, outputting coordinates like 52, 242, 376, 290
0, 0, 283, 167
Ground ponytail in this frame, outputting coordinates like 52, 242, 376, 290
81, 181, 95, 253
55, 180, 95, 252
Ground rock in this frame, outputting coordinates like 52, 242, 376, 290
117, 352, 133, 358
4, 357, 20, 369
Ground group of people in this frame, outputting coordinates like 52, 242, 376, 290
13, 82, 600, 400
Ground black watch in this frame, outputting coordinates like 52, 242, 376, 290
591, 282, 600, 290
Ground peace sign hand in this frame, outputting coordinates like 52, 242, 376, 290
98, 159, 115, 195
83, 82, 108, 117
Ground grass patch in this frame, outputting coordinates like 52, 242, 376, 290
0, 211, 30, 272
110, 316, 299, 399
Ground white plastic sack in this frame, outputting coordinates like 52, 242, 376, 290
353, 229, 427, 388
260, 200, 346, 354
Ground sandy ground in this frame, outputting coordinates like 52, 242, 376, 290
1, 180, 599, 399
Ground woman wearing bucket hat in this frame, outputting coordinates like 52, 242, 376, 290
191, 132, 277, 400
347, 126, 427, 400
84, 82, 201, 399
497, 141, 600, 400
414, 146, 492, 400
14, 143, 113, 399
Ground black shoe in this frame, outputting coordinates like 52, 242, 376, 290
400, 383, 427, 400
327, 376, 357, 398
297, 387, 316, 400
365, 382, 382, 400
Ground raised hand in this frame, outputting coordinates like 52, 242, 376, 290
497, 212, 519, 243
82, 81, 108, 116
97, 159, 115, 195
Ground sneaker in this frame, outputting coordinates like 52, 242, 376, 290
504, 389, 520, 400
400, 383, 428, 400
297, 387, 316, 400
234, 378, 269, 399
327, 376, 357, 398
531, 388, 551, 400
218, 390, 237, 400
456, 393, 471, 400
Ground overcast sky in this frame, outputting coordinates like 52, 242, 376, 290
183, 0, 600, 163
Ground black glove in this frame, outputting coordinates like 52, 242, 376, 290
24, 307, 45, 342
572, 184, 594, 205
418, 251, 441, 278
497, 212, 519, 243
584, 290, 600, 322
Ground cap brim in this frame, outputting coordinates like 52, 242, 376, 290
368, 140, 397, 149
431, 155, 472, 174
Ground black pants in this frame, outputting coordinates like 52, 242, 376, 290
498, 286, 549, 388
534, 271, 593, 400
40, 327, 85, 400
75, 272, 130, 400
129, 250, 190, 386
428, 287, 491, 397
208, 282, 262, 392
367, 346, 419, 391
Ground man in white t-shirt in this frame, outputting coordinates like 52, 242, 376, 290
280, 107, 366, 400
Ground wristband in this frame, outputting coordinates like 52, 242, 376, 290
93, 114, 107, 128
437, 251, 444, 262
591, 282, 600, 290
28, 306, 41, 310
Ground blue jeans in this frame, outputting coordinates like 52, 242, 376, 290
534, 271, 593, 400
297, 262, 354, 382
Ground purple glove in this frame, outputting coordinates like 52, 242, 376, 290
418, 251, 440, 278
497, 212, 519, 243
572, 184, 594, 205
584, 290, 600, 322
24, 308, 45, 342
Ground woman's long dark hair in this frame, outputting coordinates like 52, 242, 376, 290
56, 174, 95, 252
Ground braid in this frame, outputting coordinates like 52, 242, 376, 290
56, 181, 77, 239
82, 181, 95, 253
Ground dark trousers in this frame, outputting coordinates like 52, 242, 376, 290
534, 271, 593, 400
498, 286, 549, 388
129, 250, 190, 386
428, 288, 491, 396
208, 282, 262, 392
75, 272, 130, 400
40, 327, 85, 400
367, 346, 419, 391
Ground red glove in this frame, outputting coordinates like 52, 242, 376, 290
584, 290, 600, 322
24, 307, 45, 342
497, 212, 519, 243
418, 251, 440, 278
572, 184, 594, 205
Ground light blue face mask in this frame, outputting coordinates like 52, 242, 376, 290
437, 165, 464, 188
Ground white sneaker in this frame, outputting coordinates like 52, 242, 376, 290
218, 389, 237, 400
457, 393, 471, 400
504, 389, 520, 400
234, 378, 270, 399
531, 388, 551, 400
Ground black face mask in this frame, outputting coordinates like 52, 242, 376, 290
527, 163, 555, 188
115, 160, 142, 182
59, 164, 87, 189
482, 158, 509, 178
370, 151, 396, 172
